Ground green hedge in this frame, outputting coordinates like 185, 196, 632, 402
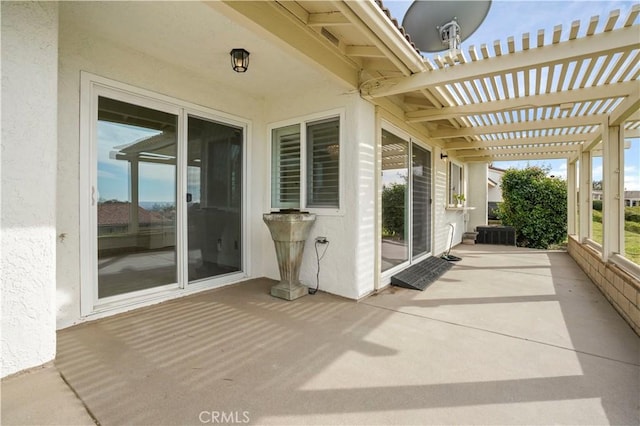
498, 167, 567, 249
626, 207, 640, 223
592, 206, 640, 223
592, 210, 640, 233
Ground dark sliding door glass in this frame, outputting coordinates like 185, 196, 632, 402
412, 144, 431, 258
187, 116, 243, 282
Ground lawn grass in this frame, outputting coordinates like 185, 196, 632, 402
591, 218, 640, 264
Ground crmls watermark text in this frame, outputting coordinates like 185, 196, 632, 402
199, 411, 250, 424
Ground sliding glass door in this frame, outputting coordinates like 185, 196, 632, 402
87, 78, 246, 310
380, 128, 432, 274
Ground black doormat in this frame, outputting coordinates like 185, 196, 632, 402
390, 256, 453, 291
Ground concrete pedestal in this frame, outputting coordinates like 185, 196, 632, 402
263, 213, 316, 301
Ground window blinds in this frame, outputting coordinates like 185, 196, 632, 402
306, 118, 339, 208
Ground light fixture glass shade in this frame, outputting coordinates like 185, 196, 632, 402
230, 48, 250, 73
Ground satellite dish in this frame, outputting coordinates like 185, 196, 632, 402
402, 0, 492, 54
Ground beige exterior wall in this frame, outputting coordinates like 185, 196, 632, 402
568, 236, 640, 336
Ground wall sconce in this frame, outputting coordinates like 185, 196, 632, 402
440, 153, 448, 160
230, 48, 250, 73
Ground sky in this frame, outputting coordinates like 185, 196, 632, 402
383, 0, 639, 189
98, 121, 177, 203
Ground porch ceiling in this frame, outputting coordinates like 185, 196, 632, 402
223, 1, 639, 163
61, 2, 336, 99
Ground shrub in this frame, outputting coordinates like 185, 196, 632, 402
625, 206, 640, 223
592, 200, 602, 211
498, 167, 567, 249
592, 210, 602, 223
626, 221, 640, 234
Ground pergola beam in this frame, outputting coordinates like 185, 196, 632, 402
365, 25, 639, 97
455, 145, 580, 158
462, 152, 573, 162
610, 94, 640, 126
405, 82, 638, 122
444, 133, 592, 150
431, 114, 606, 139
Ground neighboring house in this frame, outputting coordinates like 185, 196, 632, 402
2, 1, 638, 378
98, 201, 169, 234
487, 166, 505, 219
626, 191, 640, 207
593, 190, 640, 206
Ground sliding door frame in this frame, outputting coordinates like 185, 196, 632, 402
379, 121, 434, 284
80, 72, 250, 317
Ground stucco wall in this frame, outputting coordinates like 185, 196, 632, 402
434, 152, 466, 254
56, 7, 266, 328
1, 2, 59, 377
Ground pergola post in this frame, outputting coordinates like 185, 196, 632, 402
567, 159, 577, 236
601, 122, 624, 261
130, 158, 139, 233
578, 149, 592, 243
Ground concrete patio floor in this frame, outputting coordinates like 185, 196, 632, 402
2, 245, 639, 425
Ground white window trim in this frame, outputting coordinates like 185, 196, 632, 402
80, 72, 251, 317
447, 159, 465, 207
267, 108, 345, 216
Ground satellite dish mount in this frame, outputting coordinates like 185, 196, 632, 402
437, 18, 461, 56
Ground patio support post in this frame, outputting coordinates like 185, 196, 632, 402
567, 159, 577, 236
130, 158, 139, 233
601, 122, 624, 261
578, 149, 592, 243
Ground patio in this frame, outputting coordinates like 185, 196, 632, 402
3, 245, 639, 425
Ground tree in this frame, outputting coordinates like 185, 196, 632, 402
498, 167, 567, 249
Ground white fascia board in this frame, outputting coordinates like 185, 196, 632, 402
339, 0, 425, 74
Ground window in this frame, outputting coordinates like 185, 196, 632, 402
591, 149, 603, 246
271, 115, 341, 210
448, 161, 464, 206
622, 136, 639, 265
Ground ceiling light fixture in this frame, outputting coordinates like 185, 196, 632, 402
230, 48, 250, 73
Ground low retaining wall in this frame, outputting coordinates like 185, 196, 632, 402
568, 236, 640, 336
